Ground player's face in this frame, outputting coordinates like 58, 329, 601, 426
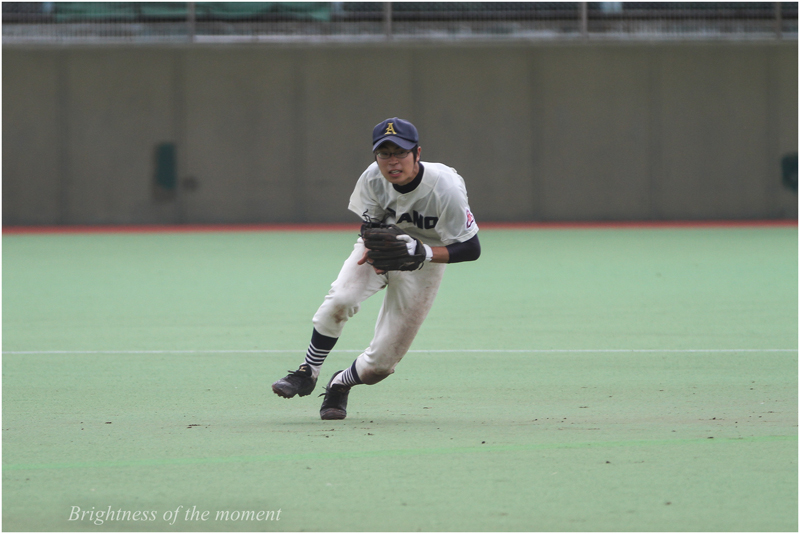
375, 142, 420, 187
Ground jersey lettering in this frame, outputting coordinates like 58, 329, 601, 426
397, 210, 438, 230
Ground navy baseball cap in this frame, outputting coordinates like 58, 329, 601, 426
372, 117, 418, 151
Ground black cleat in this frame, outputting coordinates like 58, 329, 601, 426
272, 363, 317, 398
319, 371, 351, 420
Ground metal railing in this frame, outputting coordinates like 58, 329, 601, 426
3, 2, 796, 44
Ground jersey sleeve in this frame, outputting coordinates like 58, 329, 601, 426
347, 165, 386, 222
435, 176, 479, 245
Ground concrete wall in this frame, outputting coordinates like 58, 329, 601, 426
3, 41, 797, 225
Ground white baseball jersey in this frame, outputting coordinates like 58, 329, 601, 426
348, 161, 479, 247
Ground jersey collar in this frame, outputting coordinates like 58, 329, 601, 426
392, 163, 424, 194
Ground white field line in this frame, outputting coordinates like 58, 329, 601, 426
2, 348, 796, 355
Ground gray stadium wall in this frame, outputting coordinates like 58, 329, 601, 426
2, 41, 797, 226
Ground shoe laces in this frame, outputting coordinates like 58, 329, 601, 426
286, 365, 312, 378
319, 383, 350, 398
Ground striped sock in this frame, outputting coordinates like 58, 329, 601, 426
332, 360, 363, 387
304, 329, 337, 378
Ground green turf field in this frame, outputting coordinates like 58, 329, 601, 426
3, 226, 797, 531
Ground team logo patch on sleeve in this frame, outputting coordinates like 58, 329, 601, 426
466, 208, 475, 229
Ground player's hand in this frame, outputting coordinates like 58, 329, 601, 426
358, 250, 386, 275
359, 222, 426, 272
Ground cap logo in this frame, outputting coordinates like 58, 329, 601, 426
385, 123, 397, 135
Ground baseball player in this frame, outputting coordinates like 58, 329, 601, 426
272, 117, 480, 420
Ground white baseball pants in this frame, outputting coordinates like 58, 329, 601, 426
312, 238, 446, 384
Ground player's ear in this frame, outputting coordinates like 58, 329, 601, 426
414, 145, 421, 162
